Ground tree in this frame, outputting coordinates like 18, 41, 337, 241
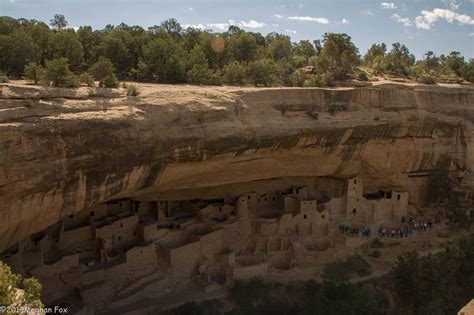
187, 44, 213, 84
385, 42, 415, 76
51, 30, 84, 71
227, 32, 258, 62
0, 261, 42, 308
462, 60, 474, 82
0, 28, 39, 75
317, 33, 360, 80
364, 43, 386, 74
49, 14, 68, 30
89, 56, 119, 88
24, 62, 46, 84
222, 61, 246, 85
266, 33, 292, 61
160, 18, 183, 41
247, 59, 276, 86
442, 51, 465, 76
293, 40, 315, 59
45, 58, 78, 87
142, 37, 187, 83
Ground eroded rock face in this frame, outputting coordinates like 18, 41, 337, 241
0, 82, 473, 251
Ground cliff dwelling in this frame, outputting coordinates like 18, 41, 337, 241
0, 82, 473, 314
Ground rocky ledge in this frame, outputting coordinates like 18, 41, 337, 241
0, 82, 473, 251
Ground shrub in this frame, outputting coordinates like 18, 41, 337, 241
357, 72, 369, 81
289, 71, 307, 87
307, 111, 319, 120
0, 261, 42, 307
187, 64, 213, 85
102, 75, 119, 88
304, 73, 333, 87
126, 84, 140, 96
24, 62, 46, 84
222, 61, 246, 85
79, 72, 95, 87
45, 58, 78, 87
247, 59, 276, 86
210, 70, 223, 86
0, 72, 10, 83
90, 57, 119, 88
418, 73, 436, 84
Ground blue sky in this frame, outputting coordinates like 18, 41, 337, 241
1, 0, 473, 58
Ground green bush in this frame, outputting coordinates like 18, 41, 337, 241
24, 62, 46, 84
79, 72, 95, 87
126, 84, 140, 96
357, 72, 369, 81
0, 261, 42, 307
222, 61, 246, 85
307, 111, 319, 120
187, 64, 213, 85
289, 71, 308, 87
304, 73, 332, 87
0, 72, 10, 83
90, 57, 119, 88
102, 75, 119, 88
418, 73, 436, 84
247, 59, 276, 87
45, 58, 78, 87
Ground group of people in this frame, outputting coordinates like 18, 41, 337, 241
339, 215, 439, 239
378, 216, 436, 238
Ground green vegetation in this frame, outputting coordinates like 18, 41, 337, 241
307, 111, 319, 120
390, 234, 474, 314
167, 279, 388, 315
24, 62, 46, 84
1, 15, 472, 88
126, 84, 140, 96
0, 261, 42, 308
323, 254, 372, 282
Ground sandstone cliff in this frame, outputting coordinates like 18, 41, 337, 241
0, 82, 473, 251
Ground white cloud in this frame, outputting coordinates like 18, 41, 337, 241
189, 7, 193, 11
381, 2, 397, 9
285, 29, 297, 34
414, 8, 474, 29
288, 16, 330, 24
183, 23, 205, 29
240, 20, 266, 28
299, 4, 304, 8
470, 32, 474, 36
9, 0, 15, 3
361, 10, 374, 16
207, 22, 232, 30
341, 18, 350, 24
272, 24, 279, 27
274, 14, 283, 18
391, 13, 413, 26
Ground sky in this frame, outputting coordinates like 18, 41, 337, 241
1, 0, 473, 58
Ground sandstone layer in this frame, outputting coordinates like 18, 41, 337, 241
0, 82, 473, 252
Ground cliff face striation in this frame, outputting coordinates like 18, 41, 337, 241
0, 82, 473, 251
